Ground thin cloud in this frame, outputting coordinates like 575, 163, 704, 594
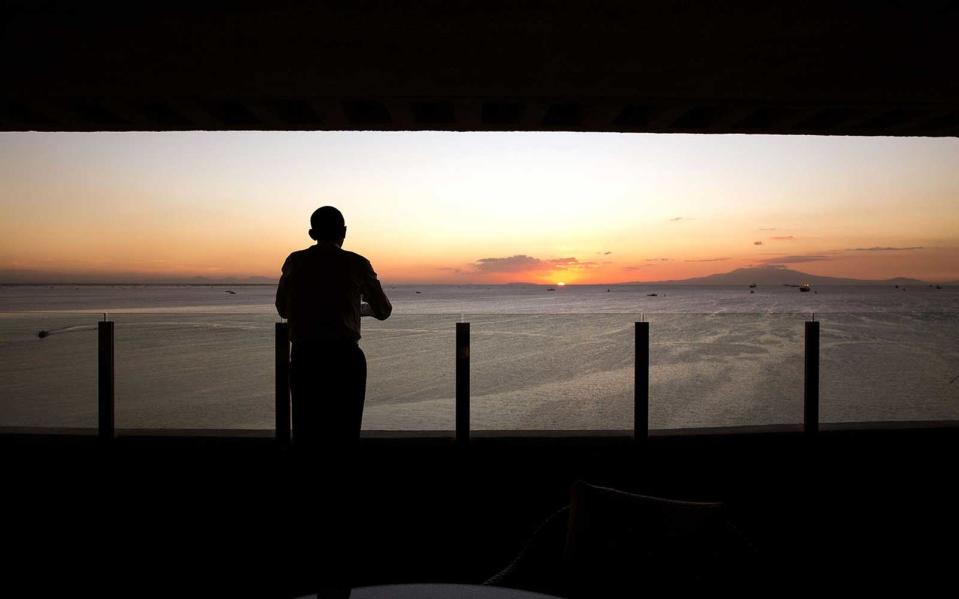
759, 227, 777, 231
550, 257, 598, 270
644, 258, 672, 262
849, 246, 924, 252
669, 217, 692, 222
473, 255, 543, 273
770, 236, 796, 240
471, 255, 596, 273
758, 255, 830, 265
624, 265, 654, 271
684, 257, 730, 263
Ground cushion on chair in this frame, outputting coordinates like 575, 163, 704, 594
484, 505, 570, 597
564, 480, 751, 596
486, 481, 757, 597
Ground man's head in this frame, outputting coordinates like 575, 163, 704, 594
309, 206, 346, 246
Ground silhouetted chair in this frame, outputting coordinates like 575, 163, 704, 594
486, 480, 758, 598
485, 505, 571, 597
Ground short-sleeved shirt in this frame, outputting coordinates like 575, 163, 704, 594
275, 243, 392, 344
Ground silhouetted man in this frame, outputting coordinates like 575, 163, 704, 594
276, 206, 392, 449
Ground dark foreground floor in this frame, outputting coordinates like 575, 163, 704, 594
4, 426, 957, 597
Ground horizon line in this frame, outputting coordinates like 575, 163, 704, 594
2, 280, 954, 287
1, 265, 954, 286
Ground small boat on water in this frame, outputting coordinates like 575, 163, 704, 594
647, 293, 658, 297
749, 283, 757, 288
547, 288, 555, 292
799, 282, 811, 292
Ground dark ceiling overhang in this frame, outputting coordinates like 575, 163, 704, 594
2, 0, 958, 136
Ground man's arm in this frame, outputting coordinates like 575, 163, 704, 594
360, 259, 392, 320
275, 255, 291, 319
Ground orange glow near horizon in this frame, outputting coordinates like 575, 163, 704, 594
1, 131, 958, 284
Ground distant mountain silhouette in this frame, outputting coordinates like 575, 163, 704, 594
638, 266, 929, 286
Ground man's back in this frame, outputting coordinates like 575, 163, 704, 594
276, 242, 391, 344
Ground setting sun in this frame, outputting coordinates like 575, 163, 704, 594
557, 282, 566, 286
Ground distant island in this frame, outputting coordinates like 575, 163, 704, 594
632, 266, 929, 286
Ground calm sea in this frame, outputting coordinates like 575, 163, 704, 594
1, 284, 957, 431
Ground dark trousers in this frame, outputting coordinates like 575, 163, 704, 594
289, 340, 366, 595
290, 340, 367, 448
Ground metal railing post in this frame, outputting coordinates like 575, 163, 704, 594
98, 318, 115, 441
635, 321, 649, 442
275, 322, 291, 446
456, 322, 470, 446
804, 319, 820, 436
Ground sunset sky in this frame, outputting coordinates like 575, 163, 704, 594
1, 131, 957, 284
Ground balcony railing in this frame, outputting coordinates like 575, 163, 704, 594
2, 310, 956, 439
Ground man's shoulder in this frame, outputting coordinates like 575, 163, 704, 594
339, 249, 373, 268
340, 250, 373, 272
288, 248, 313, 260
281, 248, 312, 271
